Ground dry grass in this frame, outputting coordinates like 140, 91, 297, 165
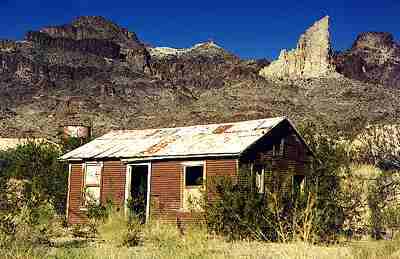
2, 220, 400, 259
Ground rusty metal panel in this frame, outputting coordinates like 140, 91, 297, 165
61, 117, 286, 161
151, 161, 183, 216
101, 161, 126, 206
67, 163, 87, 225
150, 159, 238, 223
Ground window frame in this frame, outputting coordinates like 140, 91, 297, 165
81, 161, 103, 209
272, 138, 286, 158
181, 161, 205, 211
183, 161, 205, 189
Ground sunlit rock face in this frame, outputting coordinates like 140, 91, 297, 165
259, 16, 336, 79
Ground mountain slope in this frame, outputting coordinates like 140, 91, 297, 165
0, 16, 399, 138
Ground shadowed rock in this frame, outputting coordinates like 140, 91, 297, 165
335, 32, 400, 88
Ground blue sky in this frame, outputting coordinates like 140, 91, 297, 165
0, 0, 399, 59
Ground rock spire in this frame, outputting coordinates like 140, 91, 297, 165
259, 16, 336, 79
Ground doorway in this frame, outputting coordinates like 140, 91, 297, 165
126, 163, 151, 223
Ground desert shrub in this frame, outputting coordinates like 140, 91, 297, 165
204, 173, 275, 241
299, 121, 351, 242
0, 140, 67, 215
338, 165, 379, 239
62, 136, 87, 153
83, 207, 144, 247
126, 196, 146, 223
0, 200, 63, 248
83, 199, 114, 237
382, 203, 400, 239
205, 170, 318, 243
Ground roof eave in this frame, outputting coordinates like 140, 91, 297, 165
121, 153, 241, 163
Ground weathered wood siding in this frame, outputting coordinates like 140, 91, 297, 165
67, 160, 126, 225
205, 159, 238, 203
240, 124, 312, 196
264, 133, 310, 194
101, 160, 126, 206
150, 159, 238, 224
151, 161, 182, 223
67, 163, 86, 224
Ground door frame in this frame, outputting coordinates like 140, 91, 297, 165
125, 162, 152, 222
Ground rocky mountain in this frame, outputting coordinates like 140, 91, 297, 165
335, 32, 400, 88
0, 15, 399, 139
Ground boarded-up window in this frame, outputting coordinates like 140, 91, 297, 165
83, 162, 102, 206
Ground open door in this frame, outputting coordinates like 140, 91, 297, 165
125, 163, 151, 223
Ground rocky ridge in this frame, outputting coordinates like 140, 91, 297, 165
0, 15, 399, 138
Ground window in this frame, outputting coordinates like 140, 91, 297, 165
83, 162, 102, 207
183, 162, 205, 211
292, 175, 305, 198
185, 165, 204, 186
255, 169, 265, 194
273, 139, 286, 157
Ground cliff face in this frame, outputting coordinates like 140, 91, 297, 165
259, 16, 336, 79
26, 31, 121, 59
335, 32, 400, 88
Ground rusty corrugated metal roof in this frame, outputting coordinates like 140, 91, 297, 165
61, 117, 287, 161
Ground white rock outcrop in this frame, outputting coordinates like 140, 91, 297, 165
259, 16, 336, 79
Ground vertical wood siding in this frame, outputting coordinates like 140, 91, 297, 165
67, 163, 87, 224
244, 132, 311, 195
67, 160, 126, 225
101, 160, 126, 206
151, 161, 183, 223
150, 159, 237, 224
206, 159, 238, 203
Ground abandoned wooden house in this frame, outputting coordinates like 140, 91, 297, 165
61, 117, 313, 225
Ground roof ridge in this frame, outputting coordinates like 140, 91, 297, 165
106, 116, 286, 134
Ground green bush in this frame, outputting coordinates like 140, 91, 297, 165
0, 140, 67, 215
204, 172, 276, 241
0, 201, 63, 248
299, 121, 350, 242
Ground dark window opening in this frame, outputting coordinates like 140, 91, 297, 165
292, 175, 305, 197
185, 165, 204, 186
